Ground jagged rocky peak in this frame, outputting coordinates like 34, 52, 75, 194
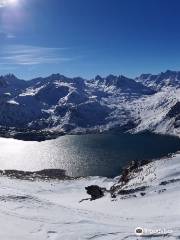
104, 74, 155, 95
4, 73, 17, 80
136, 70, 180, 90
0, 73, 17, 81
0, 74, 27, 96
95, 75, 103, 81
137, 73, 152, 80
92, 74, 118, 84
106, 74, 117, 80
0, 74, 17, 86
47, 73, 65, 80
162, 69, 179, 76
0, 74, 27, 85
105, 74, 125, 86
158, 70, 180, 82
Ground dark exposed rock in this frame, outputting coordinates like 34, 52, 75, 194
119, 168, 130, 184
118, 160, 138, 184
120, 194, 137, 199
160, 178, 180, 186
84, 159, 151, 201
117, 186, 147, 195
166, 102, 180, 118
0, 127, 64, 141
105, 160, 151, 199
0, 169, 71, 181
85, 185, 106, 201
36, 84, 69, 105
0, 195, 31, 202
158, 189, 166, 193
118, 159, 148, 185
69, 102, 111, 128
109, 121, 137, 133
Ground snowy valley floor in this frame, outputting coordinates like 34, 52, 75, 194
0, 153, 180, 239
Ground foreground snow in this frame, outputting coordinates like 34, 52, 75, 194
0, 153, 180, 239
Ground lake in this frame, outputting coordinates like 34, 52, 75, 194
0, 133, 180, 177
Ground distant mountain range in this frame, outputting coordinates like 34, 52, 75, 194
0, 70, 180, 140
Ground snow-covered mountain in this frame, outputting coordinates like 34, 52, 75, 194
136, 70, 180, 91
0, 70, 180, 139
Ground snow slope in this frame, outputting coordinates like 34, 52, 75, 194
131, 88, 180, 136
0, 153, 180, 239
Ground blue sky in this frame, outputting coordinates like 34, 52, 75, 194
0, 0, 180, 79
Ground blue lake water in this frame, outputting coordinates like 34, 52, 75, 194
0, 133, 179, 177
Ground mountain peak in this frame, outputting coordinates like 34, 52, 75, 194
164, 69, 177, 74
95, 75, 103, 81
2, 74, 18, 81
48, 73, 64, 79
106, 74, 117, 80
138, 73, 152, 79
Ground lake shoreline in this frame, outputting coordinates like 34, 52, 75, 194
0, 125, 180, 142
0, 133, 179, 177
0, 151, 178, 181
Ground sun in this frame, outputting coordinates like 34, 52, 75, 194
8, 0, 18, 5
0, 0, 19, 7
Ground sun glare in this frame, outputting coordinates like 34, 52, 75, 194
8, 0, 18, 5
0, 0, 19, 8
0, 0, 19, 7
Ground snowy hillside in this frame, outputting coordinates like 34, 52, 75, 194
0, 70, 180, 139
0, 152, 179, 239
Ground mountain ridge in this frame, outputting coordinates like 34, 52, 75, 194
0, 70, 180, 140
